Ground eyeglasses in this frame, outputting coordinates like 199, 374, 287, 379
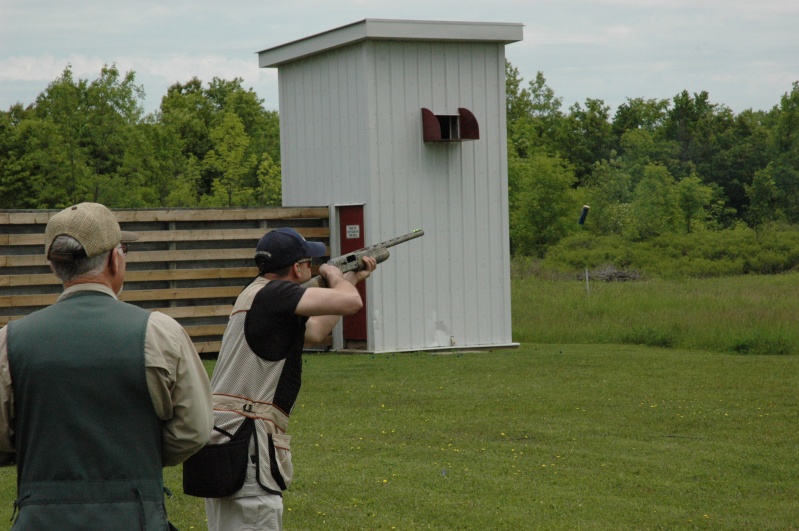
119, 243, 128, 256
297, 258, 312, 266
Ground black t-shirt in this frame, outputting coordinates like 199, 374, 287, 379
245, 279, 308, 362
244, 280, 309, 413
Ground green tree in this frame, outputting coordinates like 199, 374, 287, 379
509, 150, 577, 256
767, 157, 799, 223
676, 173, 714, 233
627, 164, 680, 240
663, 90, 716, 163
662, 90, 746, 201
612, 97, 669, 136
131, 120, 190, 205
205, 77, 281, 167
23, 64, 147, 207
582, 156, 632, 235
556, 98, 614, 182
527, 71, 563, 140
255, 153, 282, 206
202, 112, 255, 206
159, 78, 217, 194
618, 128, 680, 186
706, 109, 771, 223
745, 164, 780, 237
505, 61, 532, 126
85, 66, 147, 205
773, 81, 799, 154
0, 104, 46, 208
505, 63, 562, 158
768, 83, 799, 223
164, 154, 202, 207
158, 76, 281, 200
30, 67, 93, 205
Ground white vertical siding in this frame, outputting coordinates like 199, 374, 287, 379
367, 40, 512, 352
280, 45, 372, 206
278, 37, 514, 352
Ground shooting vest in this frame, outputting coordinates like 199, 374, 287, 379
206, 277, 295, 495
7, 291, 169, 530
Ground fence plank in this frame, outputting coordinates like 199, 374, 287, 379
2, 226, 331, 247
0, 304, 237, 325
183, 324, 229, 337
154, 305, 234, 319
3, 249, 257, 267
0, 268, 258, 288
0, 274, 57, 288
1, 207, 329, 225
119, 286, 243, 303
0, 293, 57, 308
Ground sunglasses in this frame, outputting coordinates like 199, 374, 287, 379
297, 258, 312, 265
119, 243, 128, 255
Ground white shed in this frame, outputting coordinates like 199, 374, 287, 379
258, 19, 522, 353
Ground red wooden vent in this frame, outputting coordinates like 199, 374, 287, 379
421, 108, 479, 142
458, 108, 479, 140
421, 108, 442, 141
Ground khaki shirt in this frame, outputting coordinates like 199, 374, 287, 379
0, 283, 213, 467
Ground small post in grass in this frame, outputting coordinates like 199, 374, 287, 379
578, 205, 590, 295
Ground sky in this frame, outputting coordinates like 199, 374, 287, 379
1, 0, 798, 116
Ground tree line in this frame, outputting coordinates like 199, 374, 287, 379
0, 65, 281, 210
506, 62, 799, 257
1, 62, 798, 260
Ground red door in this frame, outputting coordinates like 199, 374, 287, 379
338, 206, 367, 341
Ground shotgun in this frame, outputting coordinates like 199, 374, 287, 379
302, 229, 424, 288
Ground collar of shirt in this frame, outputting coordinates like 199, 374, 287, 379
57, 283, 118, 303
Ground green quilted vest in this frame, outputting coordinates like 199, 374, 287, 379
7, 291, 169, 530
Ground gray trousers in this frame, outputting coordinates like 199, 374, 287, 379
205, 437, 284, 530
206, 494, 283, 531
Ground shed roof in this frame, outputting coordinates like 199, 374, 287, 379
257, 18, 523, 68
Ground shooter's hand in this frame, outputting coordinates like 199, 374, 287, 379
319, 263, 346, 287
347, 256, 377, 285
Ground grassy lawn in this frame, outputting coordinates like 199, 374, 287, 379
513, 272, 799, 355
5, 346, 790, 530
0, 275, 797, 529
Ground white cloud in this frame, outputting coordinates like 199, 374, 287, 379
0, 56, 70, 82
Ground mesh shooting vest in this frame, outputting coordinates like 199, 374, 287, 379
207, 277, 297, 495
7, 291, 169, 530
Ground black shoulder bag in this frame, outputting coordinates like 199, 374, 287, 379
182, 417, 255, 498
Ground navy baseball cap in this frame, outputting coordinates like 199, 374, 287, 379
255, 227, 327, 273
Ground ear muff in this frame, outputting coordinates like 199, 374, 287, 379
255, 257, 268, 275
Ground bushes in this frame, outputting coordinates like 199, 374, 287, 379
534, 225, 799, 278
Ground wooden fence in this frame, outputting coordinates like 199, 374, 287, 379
0, 207, 331, 356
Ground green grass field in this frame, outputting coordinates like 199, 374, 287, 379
513, 272, 799, 355
1, 274, 797, 530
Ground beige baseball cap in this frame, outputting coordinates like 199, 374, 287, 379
45, 202, 139, 262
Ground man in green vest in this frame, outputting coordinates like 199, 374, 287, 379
0, 202, 213, 530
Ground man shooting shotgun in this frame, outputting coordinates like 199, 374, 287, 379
303, 228, 424, 288
185, 226, 422, 531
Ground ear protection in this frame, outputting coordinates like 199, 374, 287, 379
255, 257, 268, 275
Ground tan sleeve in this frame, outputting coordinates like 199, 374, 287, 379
145, 312, 213, 467
0, 326, 14, 454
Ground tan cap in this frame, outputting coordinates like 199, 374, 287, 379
45, 202, 139, 262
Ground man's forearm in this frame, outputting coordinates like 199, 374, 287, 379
305, 314, 342, 343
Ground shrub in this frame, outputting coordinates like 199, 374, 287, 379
535, 225, 799, 279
